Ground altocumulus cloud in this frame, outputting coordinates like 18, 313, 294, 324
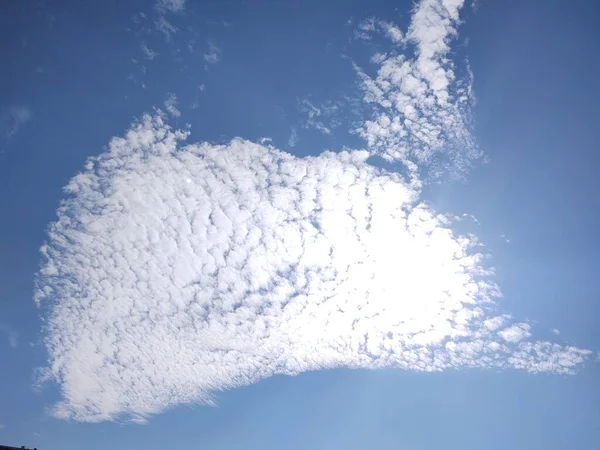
356, 0, 480, 181
35, 0, 592, 423
36, 114, 591, 422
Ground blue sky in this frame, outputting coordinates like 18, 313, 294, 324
1, 0, 600, 449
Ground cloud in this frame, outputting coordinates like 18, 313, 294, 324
353, 17, 376, 41
140, 42, 157, 60
35, 113, 592, 423
155, 16, 177, 41
204, 41, 221, 64
355, 18, 404, 45
379, 21, 404, 45
483, 314, 509, 332
156, 0, 186, 13
164, 93, 181, 118
297, 98, 342, 135
288, 127, 298, 148
0, 105, 32, 142
552, 328, 560, 336
0, 326, 17, 349
0, 324, 18, 348
34, 0, 594, 424
354, 0, 481, 180
498, 324, 531, 343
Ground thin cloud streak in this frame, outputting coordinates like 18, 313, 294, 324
297, 98, 343, 136
156, 0, 186, 13
1, 105, 32, 143
0, 324, 18, 348
140, 42, 157, 60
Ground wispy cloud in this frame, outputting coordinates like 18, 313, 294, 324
0, 324, 18, 348
353, 17, 376, 41
155, 16, 177, 41
203, 41, 221, 64
288, 127, 298, 147
297, 98, 342, 135
140, 42, 157, 60
355, 18, 404, 45
1, 105, 32, 142
164, 93, 181, 118
156, 0, 186, 13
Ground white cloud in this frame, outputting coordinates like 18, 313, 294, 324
288, 127, 298, 148
0, 324, 18, 348
483, 315, 509, 332
354, 18, 376, 41
355, 0, 481, 180
498, 323, 531, 343
156, 0, 186, 13
552, 328, 560, 336
130, 416, 148, 425
140, 42, 157, 60
379, 21, 404, 45
461, 213, 480, 225
355, 18, 404, 45
204, 41, 221, 64
164, 93, 181, 118
297, 98, 342, 135
35, 113, 592, 423
155, 16, 177, 41
1, 105, 32, 142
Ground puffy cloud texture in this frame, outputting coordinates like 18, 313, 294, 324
36, 114, 591, 422
35, 0, 593, 424
356, 0, 480, 180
